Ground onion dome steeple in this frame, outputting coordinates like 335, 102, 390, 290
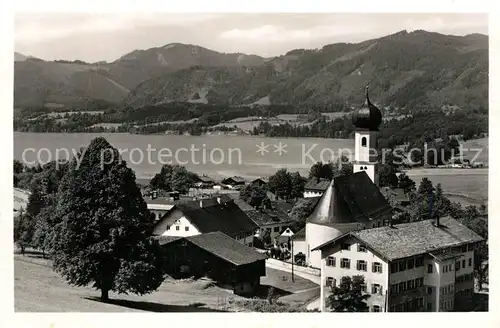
352, 86, 382, 131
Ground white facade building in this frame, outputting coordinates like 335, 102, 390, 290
152, 195, 258, 247
314, 217, 482, 312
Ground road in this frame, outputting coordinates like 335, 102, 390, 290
265, 259, 322, 310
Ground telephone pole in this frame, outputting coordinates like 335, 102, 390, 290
290, 236, 295, 282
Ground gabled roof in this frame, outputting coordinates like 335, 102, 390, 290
197, 175, 215, 183
309, 171, 392, 225
186, 232, 268, 265
221, 176, 247, 184
291, 227, 306, 240
245, 208, 292, 227
312, 217, 484, 261
233, 199, 292, 226
158, 196, 258, 237
304, 178, 331, 191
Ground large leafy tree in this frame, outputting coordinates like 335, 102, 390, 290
290, 172, 306, 200
150, 164, 198, 194
268, 168, 293, 200
309, 162, 333, 180
51, 137, 166, 301
240, 184, 271, 209
327, 275, 370, 312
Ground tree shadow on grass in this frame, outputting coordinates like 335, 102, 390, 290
84, 297, 227, 312
252, 285, 292, 299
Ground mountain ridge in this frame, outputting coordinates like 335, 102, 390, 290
14, 30, 488, 110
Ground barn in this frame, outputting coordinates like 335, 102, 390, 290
158, 232, 268, 296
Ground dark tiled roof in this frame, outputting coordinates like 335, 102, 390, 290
334, 172, 393, 220
313, 217, 484, 260
186, 232, 268, 266
221, 176, 247, 184
197, 175, 215, 183
233, 198, 256, 211
304, 178, 331, 191
251, 177, 269, 184
244, 208, 292, 227
291, 227, 306, 240
172, 196, 258, 237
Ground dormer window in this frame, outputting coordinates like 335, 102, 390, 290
361, 137, 367, 147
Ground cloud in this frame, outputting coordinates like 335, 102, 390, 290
15, 13, 225, 44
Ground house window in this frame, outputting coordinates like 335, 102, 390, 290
390, 262, 399, 273
274, 227, 280, 233
461, 244, 468, 253
443, 265, 448, 273
166, 225, 170, 231
455, 261, 460, 271
372, 305, 381, 312
341, 243, 350, 251
469, 258, 472, 267
417, 298, 423, 308
357, 260, 367, 271
415, 256, 424, 267
427, 264, 433, 273
462, 259, 466, 268
407, 258, 415, 270
390, 284, 398, 295
185, 226, 189, 231
448, 264, 452, 271
427, 287, 433, 295
361, 137, 367, 147
326, 277, 336, 287
327, 256, 336, 267
399, 260, 407, 271
407, 280, 415, 290
340, 258, 350, 269
426, 303, 432, 311
361, 283, 367, 293
372, 284, 382, 294
398, 281, 406, 293
358, 244, 367, 252
176, 226, 180, 231
467, 243, 474, 252
414, 278, 422, 288
372, 262, 383, 273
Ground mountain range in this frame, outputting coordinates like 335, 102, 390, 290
14, 30, 488, 110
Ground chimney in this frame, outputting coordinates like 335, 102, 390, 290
199, 200, 204, 208
216, 196, 221, 204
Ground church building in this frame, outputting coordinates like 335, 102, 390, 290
299, 87, 393, 269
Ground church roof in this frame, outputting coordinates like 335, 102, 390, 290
308, 171, 392, 225
352, 86, 382, 131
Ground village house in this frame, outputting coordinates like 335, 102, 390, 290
220, 176, 247, 189
233, 198, 293, 244
194, 175, 216, 189
313, 216, 483, 312
152, 195, 258, 247
158, 231, 267, 296
250, 177, 269, 187
303, 178, 330, 198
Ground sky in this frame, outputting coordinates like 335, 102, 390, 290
14, 13, 488, 62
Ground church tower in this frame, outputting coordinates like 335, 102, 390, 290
351, 86, 382, 186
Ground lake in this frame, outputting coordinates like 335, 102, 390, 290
14, 132, 488, 202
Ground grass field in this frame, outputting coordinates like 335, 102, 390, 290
407, 168, 488, 203
14, 255, 316, 312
